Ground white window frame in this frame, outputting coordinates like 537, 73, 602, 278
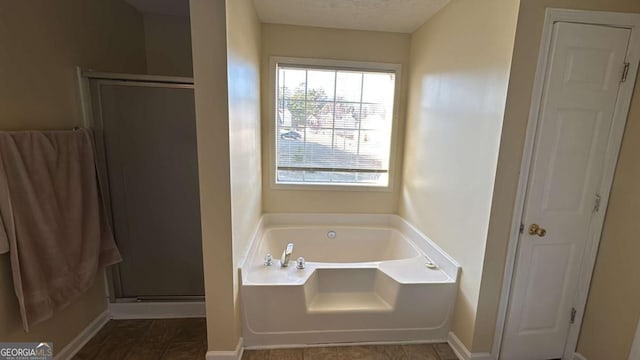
269, 56, 401, 191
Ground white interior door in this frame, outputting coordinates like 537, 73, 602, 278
501, 22, 631, 360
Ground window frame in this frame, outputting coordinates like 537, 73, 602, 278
269, 56, 401, 192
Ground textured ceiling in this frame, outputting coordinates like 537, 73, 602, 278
123, 0, 449, 33
124, 0, 190, 17
253, 0, 450, 33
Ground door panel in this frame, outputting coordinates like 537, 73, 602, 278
541, 110, 600, 212
501, 22, 630, 359
519, 243, 573, 333
94, 82, 204, 298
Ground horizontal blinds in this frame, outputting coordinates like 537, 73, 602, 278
276, 65, 395, 185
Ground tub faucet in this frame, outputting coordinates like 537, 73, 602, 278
280, 243, 294, 267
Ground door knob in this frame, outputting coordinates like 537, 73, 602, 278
528, 224, 547, 237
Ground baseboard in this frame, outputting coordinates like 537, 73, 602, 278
244, 326, 449, 349
206, 338, 243, 360
109, 301, 205, 319
244, 339, 443, 350
447, 332, 494, 360
55, 310, 109, 360
573, 352, 587, 360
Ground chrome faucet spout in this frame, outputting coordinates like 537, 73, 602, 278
281, 243, 294, 267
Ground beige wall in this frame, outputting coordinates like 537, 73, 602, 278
226, 0, 263, 344
191, 0, 262, 351
0, 268, 107, 349
0, 0, 146, 352
260, 24, 410, 214
143, 13, 193, 77
477, 0, 640, 354
0, 0, 146, 131
579, 99, 640, 359
190, 0, 240, 352
399, 0, 519, 349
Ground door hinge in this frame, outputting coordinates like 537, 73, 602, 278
594, 194, 601, 213
570, 307, 577, 324
621, 62, 630, 82
519, 223, 524, 234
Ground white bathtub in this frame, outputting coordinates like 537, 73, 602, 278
239, 214, 460, 347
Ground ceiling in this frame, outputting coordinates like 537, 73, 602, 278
124, 0, 190, 17
123, 0, 449, 34
253, 0, 450, 33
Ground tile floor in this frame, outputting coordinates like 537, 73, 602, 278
73, 318, 207, 359
74, 318, 458, 359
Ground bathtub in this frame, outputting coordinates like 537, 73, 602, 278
239, 214, 460, 347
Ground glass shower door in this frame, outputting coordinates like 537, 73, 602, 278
89, 78, 204, 299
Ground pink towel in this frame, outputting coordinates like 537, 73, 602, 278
0, 129, 121, 331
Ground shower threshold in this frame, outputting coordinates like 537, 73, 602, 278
109, 298, 206, 319
115, 295, 205, 303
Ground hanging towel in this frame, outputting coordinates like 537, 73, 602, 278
0, 129, 121, 331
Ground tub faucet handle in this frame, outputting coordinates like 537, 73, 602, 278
296, 257, 305, 270
264, 253, 273, 266
281, 243, 294, 267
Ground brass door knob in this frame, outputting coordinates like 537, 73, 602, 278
528, 224, 547, 237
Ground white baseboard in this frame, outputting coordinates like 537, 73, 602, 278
574, 352, 587, 360
55, 310, 109, 360
109, 301, 205, 319
447, 332, 494, 360
244, 339, 443, 351
206, 338, 243, 360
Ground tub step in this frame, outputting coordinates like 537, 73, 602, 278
307, 292, 393, 313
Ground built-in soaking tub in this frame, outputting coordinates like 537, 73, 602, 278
239, 214, 460, 347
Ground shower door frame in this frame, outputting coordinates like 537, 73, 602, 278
77, 69, 203, 303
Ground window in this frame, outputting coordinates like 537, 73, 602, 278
273, 59, 398, 188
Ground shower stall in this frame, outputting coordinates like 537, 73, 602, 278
80, 71, 204, 305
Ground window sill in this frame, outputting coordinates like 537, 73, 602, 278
271, 182, 393, 192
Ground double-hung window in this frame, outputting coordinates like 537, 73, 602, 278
273, 58, 398, 188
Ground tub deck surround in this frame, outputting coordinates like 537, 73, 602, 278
239, 214, 461, 347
